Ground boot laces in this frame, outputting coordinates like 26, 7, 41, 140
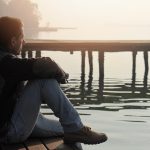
82, 126, 92, 134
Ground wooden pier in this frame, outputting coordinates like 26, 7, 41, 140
23, 40, 150, 91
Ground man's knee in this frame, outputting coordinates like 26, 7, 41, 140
27, 79, 58, 87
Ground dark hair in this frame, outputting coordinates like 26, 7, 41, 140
0, 16, 23, 48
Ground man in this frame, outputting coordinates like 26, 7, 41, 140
0, 16, 107, 144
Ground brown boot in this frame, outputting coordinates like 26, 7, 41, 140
64, 126, 107, 144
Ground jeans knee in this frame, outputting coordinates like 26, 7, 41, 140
45, 78, 58, 84
27, 78, 58, 87
40, 79, 59, 87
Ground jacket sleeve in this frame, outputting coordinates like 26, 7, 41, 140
0, 54, 37, 81
0, 55, 69, 82
33, 57, 69, 83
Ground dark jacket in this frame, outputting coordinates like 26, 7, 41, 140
0, 46, 68, 138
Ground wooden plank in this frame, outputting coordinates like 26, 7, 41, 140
42, 138, 83, 150
55, 143, 83, 150
24, 138, 47, 150
0, 138, 82, 150
41, 138, 63, 150
24, 39, 150, 52
0, 143, 26, 150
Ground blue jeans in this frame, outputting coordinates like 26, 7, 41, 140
6, 79, 83, 143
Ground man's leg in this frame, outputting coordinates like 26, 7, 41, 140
6, 80, 42, 143
30, 113, 63, 138
40, 79, 107, 144
6, 79, 107, 144
40, 79, 84, 132
6, 79, 83, 143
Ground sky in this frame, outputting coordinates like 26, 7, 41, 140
31, 0, 150, 39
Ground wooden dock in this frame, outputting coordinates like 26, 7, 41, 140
22, 40, 150, 88
0, 137, 83, 150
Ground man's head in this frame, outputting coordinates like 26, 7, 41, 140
0, 16, 25, 55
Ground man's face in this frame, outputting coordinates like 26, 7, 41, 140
11, 27, 25, 55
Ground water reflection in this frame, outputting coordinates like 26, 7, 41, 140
23, 50, 150, 112
62, 77, 150, 111
61, 51, 150, 111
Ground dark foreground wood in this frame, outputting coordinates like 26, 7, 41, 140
0, 138, 83, 150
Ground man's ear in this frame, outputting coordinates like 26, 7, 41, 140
10, 37, 16, 48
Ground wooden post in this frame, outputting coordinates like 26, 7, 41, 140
21, 50, 26, 58
81, 50, 86, 77
28, 50, 33, 58
70, 50, 74, 55
98, 50, 104, 97
88, 51, 93, 73
143, 51, 149, 93
87, 51, 93, 94
80, 50, 86, 101
132, 51, 137, 93
36, 50, 41, 58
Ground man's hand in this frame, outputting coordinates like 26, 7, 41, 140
55, 70, 69, 84
33, 57, 69, 83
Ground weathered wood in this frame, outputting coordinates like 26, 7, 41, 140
36, 51, 41, 58
28, 50, 33, 58
132, 51, 137, 93
144, 51, 149, 84
23, 40, 150, 52
98, 51, 104, 97
41, 138, 63, 150
143, 51, 149, 93
88, 50, 93, 72
80, 51, 86, 100
0, 138, 82, 150
81, 51, 86, 76
21, 50, 26, 58
24, 138, 46, 150
22, 40, 150, 95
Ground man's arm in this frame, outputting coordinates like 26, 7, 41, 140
33, 57, 69, 83
0, 55, 69, 83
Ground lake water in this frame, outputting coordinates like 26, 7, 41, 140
27, 31, 150, 150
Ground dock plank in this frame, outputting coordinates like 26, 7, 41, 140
42, 138, 83, 150
24, 138, 47, 150
41, 138, 63, 150
0, 137, 82, 150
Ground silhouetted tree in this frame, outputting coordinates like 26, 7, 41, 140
0, 0, 40, 29
8, 0, 40, 28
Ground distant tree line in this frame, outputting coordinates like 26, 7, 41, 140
0, 0, 40, 28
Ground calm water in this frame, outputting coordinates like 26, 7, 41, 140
37, 51, 150, 150
27, 32, 150, 150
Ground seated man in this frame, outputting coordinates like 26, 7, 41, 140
0, 16, 107, 144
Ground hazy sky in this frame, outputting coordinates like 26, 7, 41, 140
32, 0, 150, 39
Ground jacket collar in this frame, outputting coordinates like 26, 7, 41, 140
0, 45, 11, 52
0, 46, 11, 60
